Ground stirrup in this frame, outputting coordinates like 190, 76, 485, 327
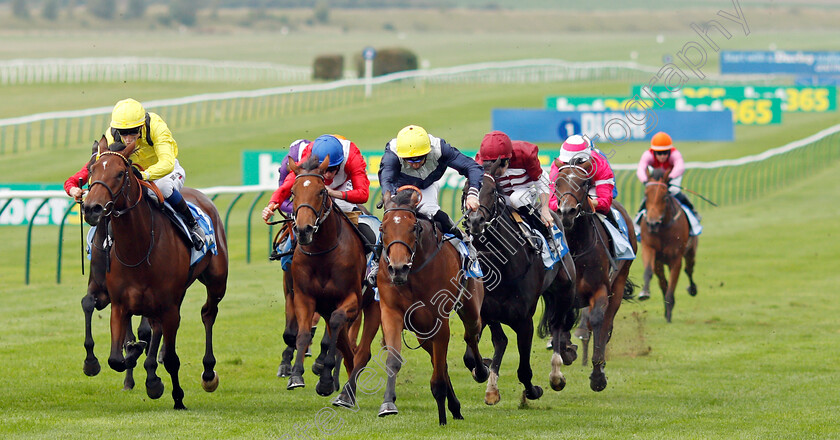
190, 227, 205, 251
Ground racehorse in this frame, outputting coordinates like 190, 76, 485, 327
465, 161, 578, 405
377, 186, 488, 425
553, 159, 636, 392
639, 168, 699, 323
83, 141, 228, 409
284, 155, 380, 407
81, 137, 153, 391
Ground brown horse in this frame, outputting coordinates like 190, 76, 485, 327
285, 155, 380, 407
639, 168, 699, 323
465, 162, 578, 404
377, 187, 488, 425
81, 137, 152, 391
83, 142, 228, 410
553, 159, 636, 392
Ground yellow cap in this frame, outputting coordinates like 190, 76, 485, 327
395, 125, 431, 158
110, 98, 146, 130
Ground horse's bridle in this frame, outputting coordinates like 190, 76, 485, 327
87, 151, 154, 267
381, 207, 422, 270
473, 173, 507, 230
292, 172, 333, 235
555, 165, 593, 219
88, 151, 143, 218
644, 181, 682, 228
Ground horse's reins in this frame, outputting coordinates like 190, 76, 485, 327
88, 151, 155, 267
292, 172, 342, 256
382, 207, 445, 274
644, 181, 683, 229
555, 166, 614, 268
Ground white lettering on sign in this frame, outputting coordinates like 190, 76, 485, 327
258, 153, 283, 187
580, 112, 647, 141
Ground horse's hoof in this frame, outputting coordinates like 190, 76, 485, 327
378, 402, 398, 417
687, 284, 698, 297
304, 347, 313, 357
471, 366, 489, 384
83, 359, 101, 377
315, 379, 335, 397
287, 375, 305, 390
638, 291, 651, 301
146, 378, 164, 399
123, 375, 135, 391
174, 402, 187, 410
484, 390, 500, 405
549, 373, 566, 391
332, 391, 355, 409
277, 363, 291, 378
312, 362, 324, 376
589, 374, 607, 392
108, 358, 127, 373
560, 345, 578, 366
202, 370, 219, 392
525, 385, 544, 400
452, 410, 464, 420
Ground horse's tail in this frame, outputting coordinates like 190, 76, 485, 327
537, 291, 557, 339
622, 277, 638, 302
538, 288, 577, 339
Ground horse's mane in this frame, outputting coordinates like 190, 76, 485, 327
649, 167, 666, 181
300, 155, 323, 172
109, 141, 127, 152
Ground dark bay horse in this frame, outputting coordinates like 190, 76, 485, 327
81, 137, 152, 391
83, 144, 228, 410
465, 162, 577, 405
639, 168, 699, 323
377, 187, 488, 425
553, 159, 636, 392
285, 156, 380, 408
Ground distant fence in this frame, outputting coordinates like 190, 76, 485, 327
3, 123, 838, 284
0, 57, 311, 85
0, 58, 785, 155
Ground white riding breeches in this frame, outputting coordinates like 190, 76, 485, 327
153, 159, 185, 199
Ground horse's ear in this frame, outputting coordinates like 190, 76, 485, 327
409, 189, 422, 208
288, 158, 301, 175
553, 158, 562, 168
383, 191, 395, 210
96, 135, 107, 155
491, 158, 503, 177
317, 156, 330, 173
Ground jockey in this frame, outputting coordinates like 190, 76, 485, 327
105, 98, 204, 250
548, 135, 615, 217
371, 125, 483, 283
262, 134, 370, 220
275, 139, 312, 215
475, 130, 553, 233
635, 131, 698, 219
378, 125, 482, 236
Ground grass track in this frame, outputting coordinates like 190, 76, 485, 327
1, 154, 838, 440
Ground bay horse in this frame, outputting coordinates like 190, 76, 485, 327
81, 137, 152, 391
377, 187, 488, 425
464, 161, 578, 405
285, 155, 380, 408
639, 168, 699, 323
553, 159, 636, 392
83, 142, 228, 410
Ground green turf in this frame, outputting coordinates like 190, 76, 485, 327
1, 159, 838, 439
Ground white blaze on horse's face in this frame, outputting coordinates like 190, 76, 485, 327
303, 180, 311, 187
102, 160, 108, 170
394, 216, 402, 224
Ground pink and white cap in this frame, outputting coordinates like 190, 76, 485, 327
559, 135, 591, 163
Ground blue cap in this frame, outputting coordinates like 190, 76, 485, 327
311, 135, 344, 167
